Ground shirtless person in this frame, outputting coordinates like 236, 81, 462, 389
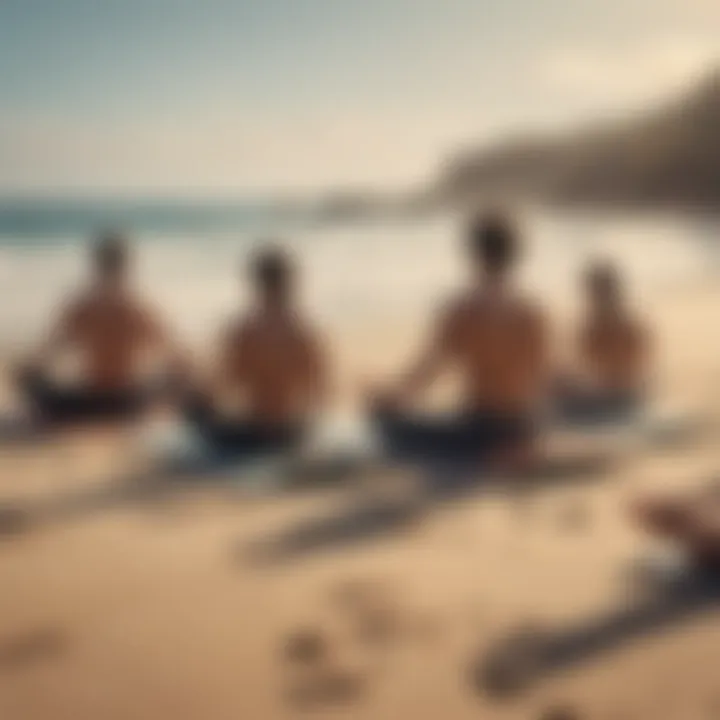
555, 261, 651, 422
182, 244, 327, 455
369, 212, 547, 464
16, 232, 181, 425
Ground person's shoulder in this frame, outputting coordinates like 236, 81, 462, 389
512, 292, 546, 325
439, 292, 473, 321
124, 290, 155, 312
225, 312, 255, 341
282, 311, 322, 346
63, 288, 96, 318
628, 311, 652, 340
67, 289, 91, 309
120, 292, 163, 326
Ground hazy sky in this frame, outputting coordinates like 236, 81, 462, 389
0, 0, 718, 195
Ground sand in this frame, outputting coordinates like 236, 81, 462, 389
1, 281, 719, 720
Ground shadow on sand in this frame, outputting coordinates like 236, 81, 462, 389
0, 447, 614, 547
0, 401, 712, 543
0, 414, 52, 447
239, 451, 614, 565
472, 563, 720, 700
0, 451, 371, 540
0, 628, 68, 672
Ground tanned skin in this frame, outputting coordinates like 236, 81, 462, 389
210, 246, 327, 426
375, 215, 547, 417
29, 233, 181, 391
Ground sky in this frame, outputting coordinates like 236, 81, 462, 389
0, 0, 718, 196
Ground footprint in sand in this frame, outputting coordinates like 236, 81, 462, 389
354, 604, 402, 647
538, 705, 582, 720
0, 506, 33, 538
285, 668, 366, 710
0, 628, 67, 670
329, 577, 395, 611
333, 578, 416, 650
283, 628, 328, 665
330, 577, 448, 650
281, 626, 366, 709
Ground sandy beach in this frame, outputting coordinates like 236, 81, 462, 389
2, 0, 719, 715
1, 280, 719, 720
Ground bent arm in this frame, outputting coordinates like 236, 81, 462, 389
633, 323, 653, 390
383, 305, 456, 407
394, 344, 447, 404
27, 299, 84, 369
138, 305, 189, 377
303, 329, 330, 412
208, 322, 247, 396
526, 306, 550, 395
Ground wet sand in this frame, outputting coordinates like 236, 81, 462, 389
1, 283, 719, 720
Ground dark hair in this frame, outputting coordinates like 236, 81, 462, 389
250, 244, 294, 296
467, 212, 519, 272
584, 260, 620, 297
93, 230, 129, 277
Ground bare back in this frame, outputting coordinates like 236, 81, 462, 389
220, 310, 325, 424
580, 314, 648, 391
58, 289, 163, 390
441, 290, 546, 414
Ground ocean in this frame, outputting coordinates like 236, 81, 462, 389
0, 198, 717, 354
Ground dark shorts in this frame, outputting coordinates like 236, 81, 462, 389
370, 406, 535, 462
181, 393, 305, 457
17, 368, 159, 425
553, 386, 642, 425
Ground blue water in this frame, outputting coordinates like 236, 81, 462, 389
0, 197, 314, 244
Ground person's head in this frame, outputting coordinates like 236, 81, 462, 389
249, 244, 295, 306
584, 260, 622, 311
92, 231, 130, 285
466, 212, 520, 280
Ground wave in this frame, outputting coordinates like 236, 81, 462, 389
0, 198, 317, 243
